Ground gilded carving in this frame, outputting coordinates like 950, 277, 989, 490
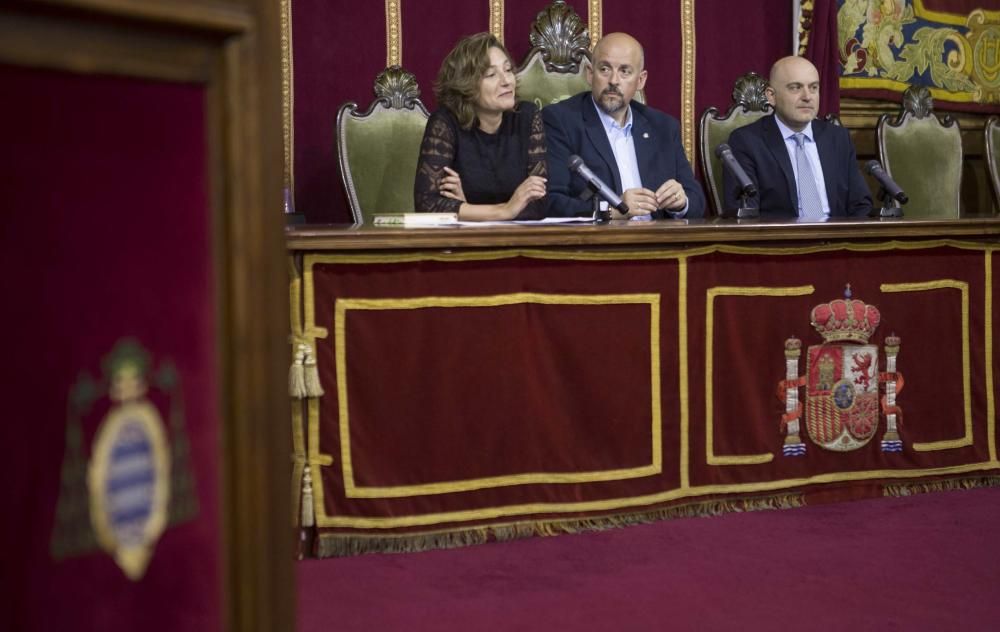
883, 85, 957, 134
373, 66, 422, 110
528, 0, 591, 73
732, 72, 771, 112
902, 84, 934, 118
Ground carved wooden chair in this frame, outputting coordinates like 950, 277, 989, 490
877, 85, 962, 218
514, 0, 643, 109
699, 72, 772, 215
336, 66, 430, 224
986, 115, 1000, 209
515, 1, 591, 109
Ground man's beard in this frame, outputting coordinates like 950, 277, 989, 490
597, 88, 625, 115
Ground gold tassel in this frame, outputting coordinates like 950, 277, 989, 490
300, 464, 315, 527
289, 343, 306, 399
303, 346, 324, 398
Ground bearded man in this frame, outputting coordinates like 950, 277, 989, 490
543, 33, 705, 219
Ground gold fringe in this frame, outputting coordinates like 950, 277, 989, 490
314, 492, 804, 558
303, 346, 324, 398
883, 474, 1000, 497
289, 343, 306, 399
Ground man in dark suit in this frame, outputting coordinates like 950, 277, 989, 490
723, 56, 872, 219
543, 33, 705, 219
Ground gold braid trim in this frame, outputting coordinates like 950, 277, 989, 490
588, 0, 602, 49
280, 0, 294, 195
314, 492, 804, 557
986, 251, 996, 463
489, 0, 504, 43
883, 474, 1000, 497
385, 0, 402, 67
680, 0, 695, 163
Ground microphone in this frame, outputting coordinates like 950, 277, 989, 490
715, 143, 756, 197
568, 155, 629, 213
865, 160, 908, 204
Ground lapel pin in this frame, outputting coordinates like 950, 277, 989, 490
642, 132, 649, 139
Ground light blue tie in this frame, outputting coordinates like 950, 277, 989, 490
793, 133, 823, 220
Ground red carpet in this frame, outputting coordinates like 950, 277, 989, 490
297, 487, 1000, 631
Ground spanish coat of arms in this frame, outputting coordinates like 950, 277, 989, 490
778, 286, 905, 456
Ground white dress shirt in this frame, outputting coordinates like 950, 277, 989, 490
591, 97, 688, 218
774, 117, 830, 218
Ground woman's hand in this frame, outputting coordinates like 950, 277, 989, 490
503, 175, 547, 218
439, 166, 467, 201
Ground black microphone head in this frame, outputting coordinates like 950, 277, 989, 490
715, 143, 731, 159
864, 160, 881, 175
568, 155, 584, 171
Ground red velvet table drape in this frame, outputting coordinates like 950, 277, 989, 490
295, 239, 1000, 556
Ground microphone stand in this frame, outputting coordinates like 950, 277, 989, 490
591, 184, 612, 223
735, 190, 758, 219
878, 188, 903, 218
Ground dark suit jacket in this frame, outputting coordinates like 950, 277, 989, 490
542, 92, 705, 218
723, 115, 872, 219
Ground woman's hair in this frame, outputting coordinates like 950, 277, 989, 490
434, 32, 516, 130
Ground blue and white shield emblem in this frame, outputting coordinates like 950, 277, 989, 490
88, 400, 170, 580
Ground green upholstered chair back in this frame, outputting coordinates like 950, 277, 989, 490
877, 86, 962, 218
516, 52, 590, 110
986, 115, 1000, 208
336, 66, 429, 224
699, 72, 772, 216
514, 0, 644, 108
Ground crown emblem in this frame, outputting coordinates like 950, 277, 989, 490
810, 284, 881, 343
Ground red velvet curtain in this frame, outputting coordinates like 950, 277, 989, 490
803, 0, 841, 117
